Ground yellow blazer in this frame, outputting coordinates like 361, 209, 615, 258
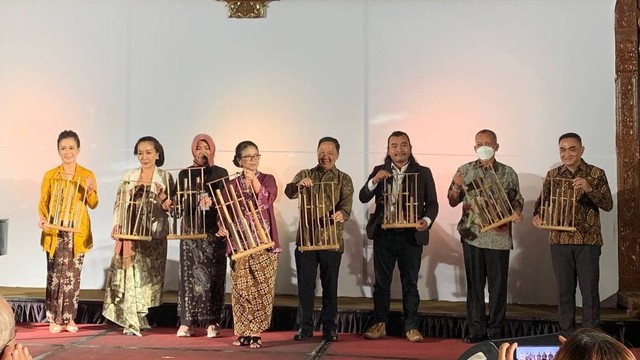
39, 164, 99, 258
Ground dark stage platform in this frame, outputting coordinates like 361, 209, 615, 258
2, 286, 640, 348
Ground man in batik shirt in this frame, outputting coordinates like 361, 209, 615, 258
448, 129, 524, 343
533, 132, 613, 336
285, 136, 354, 342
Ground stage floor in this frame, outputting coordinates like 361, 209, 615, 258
12, 324, 640, 360
13, 323, 476, 360
3, 286, 640, 354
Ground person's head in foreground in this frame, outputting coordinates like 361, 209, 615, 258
554, 328, 636, 360
498, 328, 636, 360
0, 295, 31, 360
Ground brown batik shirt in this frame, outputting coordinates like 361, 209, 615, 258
533, 159, 613, 245
284, 165, 354, 252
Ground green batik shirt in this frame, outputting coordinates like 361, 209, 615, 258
284, 165, 354, 252
450, 160, 524, 250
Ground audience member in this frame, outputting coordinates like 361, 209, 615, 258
0, 296, 32, 360
498, 328, 636, 360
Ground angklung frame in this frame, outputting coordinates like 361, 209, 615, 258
43, 173, 89, 233
164, 167, 208, 240
464, 164, 517, 233
538, 177, 577, 232
381, 172, 419, 229
112, 179, 155, 241
208, 173, 274, 260
297, 181, 339, 251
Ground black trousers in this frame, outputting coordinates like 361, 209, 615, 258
295, 248, 342, 331
550, 244, 601, 333
371, 231, 423, 332
462, 241, 509, 338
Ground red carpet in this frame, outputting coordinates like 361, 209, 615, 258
14, 324, 640, 359
15, 323, 474, 359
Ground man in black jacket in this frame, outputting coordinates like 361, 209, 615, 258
359, 130, 439, 343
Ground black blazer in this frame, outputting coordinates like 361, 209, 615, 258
359, 161, 439, 245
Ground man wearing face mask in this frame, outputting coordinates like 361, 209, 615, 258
448, 129, 524, 343
285, 137, 354, 342
532, 133, 612, 336
360, 131, 439, 343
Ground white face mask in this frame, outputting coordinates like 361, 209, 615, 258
476, 145, 495, 161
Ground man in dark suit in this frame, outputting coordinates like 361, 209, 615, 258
359, 130, 439, 343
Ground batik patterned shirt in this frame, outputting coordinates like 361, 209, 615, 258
450, 160, 524, 250
533, 159, 612, 245
285, 165, 354, 252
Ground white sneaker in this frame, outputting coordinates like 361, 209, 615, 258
207, 324, 221, 338
176, 325, 192, 337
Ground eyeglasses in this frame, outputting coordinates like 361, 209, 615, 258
241, 154, 261, 161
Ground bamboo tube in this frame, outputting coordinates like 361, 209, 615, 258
71, 178, 81, 227
132, 186, 145, 236
215, 188, 243, 251
197, 175, 205, 234
320, 187, 328, 246
120, 184, 128, 236
238, 193, 260, 247
315, 192, 322, 245
248, 200, 269, 244
301, 189, 310, 246
50, 180, 59, 225
230, 183, 257, 248
549, 179, 555, 226
331, 184, 338, 245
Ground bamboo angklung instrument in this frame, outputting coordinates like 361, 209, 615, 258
539, 176, 577, 231
381, 172, 419, 229
112, 179, 154, 241
165, 167, 208, 240
463, 165, 516, 233
208, 173, 274, 260
298, 181, 339, 251
44, 173, 88, 233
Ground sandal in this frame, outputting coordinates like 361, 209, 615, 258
249, 336, 262, 349
49, 323, 62, 334
123, 328, 141, 337
232, 336, 251, 346
65, 322, 79, 333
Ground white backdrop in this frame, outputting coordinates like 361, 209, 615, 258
0, 0, 617, 306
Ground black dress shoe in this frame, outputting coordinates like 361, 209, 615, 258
463, 334, 488, 343
323, 329, 338, 342
293, 329, 313, 341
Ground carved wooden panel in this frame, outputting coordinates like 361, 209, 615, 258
615, 0, 640, 292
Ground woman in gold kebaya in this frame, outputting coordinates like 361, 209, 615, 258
38, 130, 98, 334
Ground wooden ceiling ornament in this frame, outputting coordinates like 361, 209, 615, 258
217, 0, 277, 19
